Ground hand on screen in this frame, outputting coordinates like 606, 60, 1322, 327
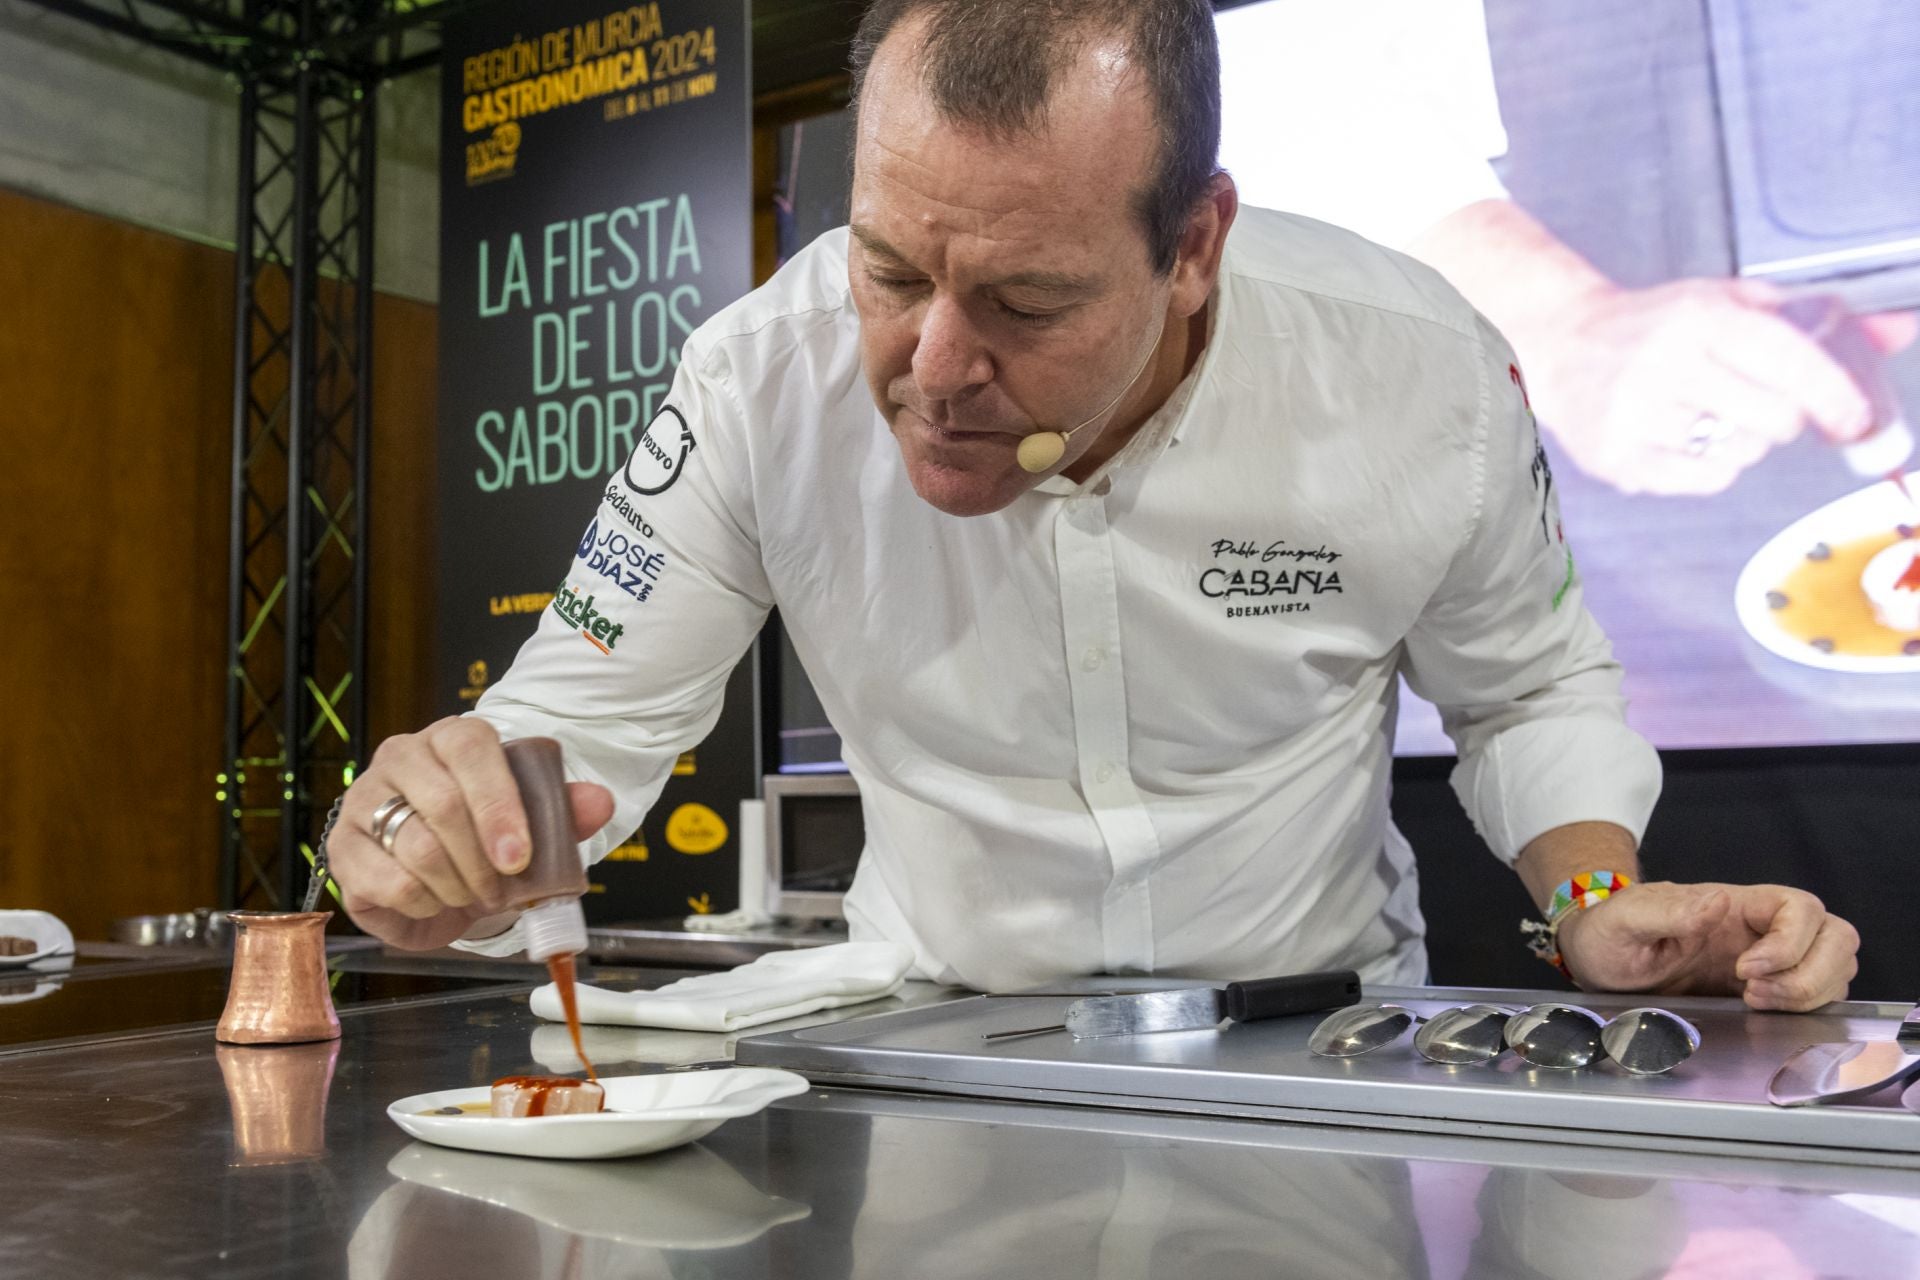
331, 717, 615, 950
1554, 880, 1859, 1012
1526, 279, 1918, 496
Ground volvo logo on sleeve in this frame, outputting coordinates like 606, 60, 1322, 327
623, 404, 697, 495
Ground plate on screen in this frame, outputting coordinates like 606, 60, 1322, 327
1734, 473, 1920, 673
387, 1067, 811, 1160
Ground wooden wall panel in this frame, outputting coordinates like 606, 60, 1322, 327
0, 187, 437, 939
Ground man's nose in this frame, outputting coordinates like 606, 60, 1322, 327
911, 293, 994, 403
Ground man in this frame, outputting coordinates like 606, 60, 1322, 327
332, 0, 1858, 1006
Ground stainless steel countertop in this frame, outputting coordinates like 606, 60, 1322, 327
7, 977, 1920, 1279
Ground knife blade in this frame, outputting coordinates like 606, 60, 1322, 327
1767, 1003, 1920, 1107
1059, 969, 1362, 1039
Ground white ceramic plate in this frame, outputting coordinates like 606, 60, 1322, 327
0, 910, 76, 969
387, 1068, 812, 1160
1734, 473, 1920, 673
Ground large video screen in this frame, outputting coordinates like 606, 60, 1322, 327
1217, 0, 1920, 753
767, 0, 1920, 770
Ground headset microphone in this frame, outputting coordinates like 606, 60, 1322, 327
1015, 318, 1168, 474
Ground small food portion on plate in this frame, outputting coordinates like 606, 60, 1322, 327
1862, 538, 1920, 633
1737, 478, 1920, 672
490, 1075, 605, 1118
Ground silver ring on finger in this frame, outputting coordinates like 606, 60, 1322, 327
377, 804, 419, 855
1683, 412, 1737, 457
368, 794, 418, 853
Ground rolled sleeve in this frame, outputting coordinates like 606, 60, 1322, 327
1400, 316, 1662, 863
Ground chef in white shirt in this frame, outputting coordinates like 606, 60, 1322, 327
330, 0, 1858, 1007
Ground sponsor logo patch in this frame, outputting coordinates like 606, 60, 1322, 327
622, 404, 695, 495
575, 517, 667, 604
550, 580, 626, 652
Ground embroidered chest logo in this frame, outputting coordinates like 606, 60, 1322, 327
1201, 538, 1345, 618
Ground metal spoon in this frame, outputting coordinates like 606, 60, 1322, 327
1309, 1003, 1420, 1057
1600, 1007, 1700, 1075
1413, 1003, 1516, 1065
1505, 1002, 1607, 1069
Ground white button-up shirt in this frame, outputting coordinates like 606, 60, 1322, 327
471, 207, 1662, 990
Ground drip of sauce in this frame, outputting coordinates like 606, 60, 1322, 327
1771, 531, 1920, 656
546, 951, 599, 1084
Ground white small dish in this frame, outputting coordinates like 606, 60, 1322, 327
1735, 474, 1920, 673
387, 1068, 811, 1160
0, 910, 76, 969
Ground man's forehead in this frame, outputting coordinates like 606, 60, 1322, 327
851, 18, 1156, 240
849, 223, 1104, 293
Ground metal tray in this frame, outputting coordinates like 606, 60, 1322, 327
736, 984, 1920, 1168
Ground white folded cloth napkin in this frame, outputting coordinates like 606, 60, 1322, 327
529, 941, 913, 1033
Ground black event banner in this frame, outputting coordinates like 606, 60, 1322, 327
437, 0, 756, 923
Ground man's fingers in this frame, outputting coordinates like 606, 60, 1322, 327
1860, 310, 1919, 355
1601, 883, 1730, 945
1732, 886, 1825, 979
1680, 367, 1806, 448
427, 717, 530, 878
375, 733, 501, 908
569, 781, 616, 841
1744, 916, 1859, 1012
1710, 307, 1875, 444
384, 810, 477, 910
332, 829, 444, 922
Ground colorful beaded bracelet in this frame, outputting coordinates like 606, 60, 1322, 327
1520, 870, 1634, 979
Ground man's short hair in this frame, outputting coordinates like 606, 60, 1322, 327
849, 0, 1222, 276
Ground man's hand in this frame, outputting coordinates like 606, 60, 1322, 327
1526, 280, 1917, 496
331, 717, 615, 950
1555, 881, 1860, 1012
1407, 199, 1919, 497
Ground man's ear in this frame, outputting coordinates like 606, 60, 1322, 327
1168, 172, 1238, 318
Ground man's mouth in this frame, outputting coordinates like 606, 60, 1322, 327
904, 408, 1015, 444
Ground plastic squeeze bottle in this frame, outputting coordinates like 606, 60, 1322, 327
500, 736, 597, 1080
500, 736, 590, 963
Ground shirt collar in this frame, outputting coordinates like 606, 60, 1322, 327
1031, 277, 1226, 498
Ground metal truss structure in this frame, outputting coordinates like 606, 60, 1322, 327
24, 0, 475, 908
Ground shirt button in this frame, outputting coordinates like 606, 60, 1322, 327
1082, 646, 1106, 671
1094, 763, 1115, 784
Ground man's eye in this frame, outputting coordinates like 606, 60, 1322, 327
996, 300, 1057, 326
870, 275, 924, 294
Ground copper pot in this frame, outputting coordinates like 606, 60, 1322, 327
215, 911, 341, 1044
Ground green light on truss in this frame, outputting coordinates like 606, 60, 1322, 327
215, 790, 227, 802
342, 761, 358, 787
